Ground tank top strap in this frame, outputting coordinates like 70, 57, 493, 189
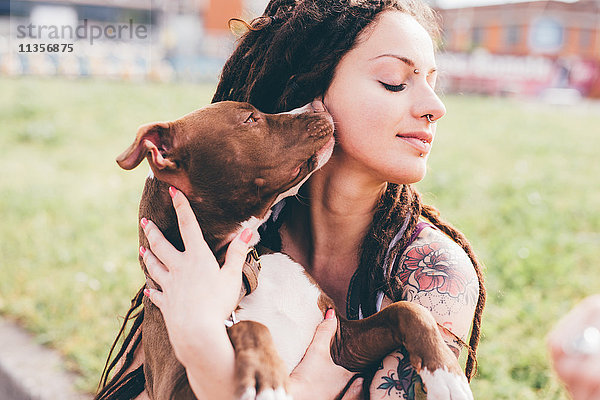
257, 199, 287, 252
408, 221, 433, 246
349, 213, 427, 320
387, 221, 434, 279
372, 220, 436, 317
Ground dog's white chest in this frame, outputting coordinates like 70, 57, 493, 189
235, 253, 324, 373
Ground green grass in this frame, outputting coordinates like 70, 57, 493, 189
0, 76, 216, 392
418, 95, 600, 399
1, 76, 599, 398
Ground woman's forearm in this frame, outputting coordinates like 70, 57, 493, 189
139, 190, 255, 399
179, 322, 237, 400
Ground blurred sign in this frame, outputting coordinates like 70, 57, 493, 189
438, 51, 600, 98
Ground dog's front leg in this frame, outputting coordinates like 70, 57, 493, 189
227, 320, 289, 400
332, 301, 472, 400
142, 300, 197, 400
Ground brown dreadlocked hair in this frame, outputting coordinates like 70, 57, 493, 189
212, 0, 486, 380
96, 1, 485, 397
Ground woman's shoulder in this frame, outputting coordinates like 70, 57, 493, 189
397, 223, 478, 296
393, 223, 479, 343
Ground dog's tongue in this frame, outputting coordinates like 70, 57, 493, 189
311, 100, 326, 112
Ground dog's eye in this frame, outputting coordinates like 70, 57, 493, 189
245, 114, 257, 123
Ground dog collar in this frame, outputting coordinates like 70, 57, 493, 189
225, 247, 262, 327
239, 247, 261, 299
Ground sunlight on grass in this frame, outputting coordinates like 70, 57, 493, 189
1, 76, 599, 398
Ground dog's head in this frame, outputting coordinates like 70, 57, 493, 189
117, 100, 334, 225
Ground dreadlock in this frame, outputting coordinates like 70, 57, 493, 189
213, 0, 486, 380
95, 287, 145, 400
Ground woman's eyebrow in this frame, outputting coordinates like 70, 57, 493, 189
372, 53, 414, 66
371, 54, 437, 74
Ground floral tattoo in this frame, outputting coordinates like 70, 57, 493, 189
396, 232, 478, 322
375, 348, 426, 399
401, 242, 467, 297
370, 227, 478, 399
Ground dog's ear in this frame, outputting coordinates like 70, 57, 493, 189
116, 122, 178, 171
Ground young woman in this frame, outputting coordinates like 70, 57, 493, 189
97, 1, 486, 399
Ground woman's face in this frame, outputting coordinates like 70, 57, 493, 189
323, 10, 446, 184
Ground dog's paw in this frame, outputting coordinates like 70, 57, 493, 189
235, 350, 291, 400
229, 320, 291, 400
239, 386, 292, 400
419, 367, 473, 400
234, 346, 291, 400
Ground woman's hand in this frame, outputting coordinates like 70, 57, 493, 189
548, 295, 600, 400
141, 187, 252, 362
140, 187, 361, 399
289, 310, 364, 400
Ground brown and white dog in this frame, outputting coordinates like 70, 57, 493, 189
116, 100, 473, 400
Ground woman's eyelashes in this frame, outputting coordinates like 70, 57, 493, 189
380, 81, 407, 92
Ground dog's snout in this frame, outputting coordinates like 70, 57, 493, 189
307, 119, 333, 139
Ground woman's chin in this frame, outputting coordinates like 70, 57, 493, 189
386, 161, 428, 185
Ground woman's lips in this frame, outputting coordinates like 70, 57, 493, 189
396, 133, 432, 154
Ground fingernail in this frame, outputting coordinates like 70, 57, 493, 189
140, 218, 149, 228
143, 288, 150, 297
240, 228, 252, 244
169, 186, 177, 199
139, 246, 146, 256
326, 308, 335, 320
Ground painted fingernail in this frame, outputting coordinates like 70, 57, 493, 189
169, 186, 177, 199
143, 288, 150, 297
326, 308, 335, 320
140, 218, 149, 228
139, 246, 146, 256
240, 228, 252, 244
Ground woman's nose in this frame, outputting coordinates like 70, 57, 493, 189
413, 85, 446, 123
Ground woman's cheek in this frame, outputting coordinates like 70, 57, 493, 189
336, 96, 387, 142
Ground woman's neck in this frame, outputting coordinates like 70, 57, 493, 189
282, 153, 387, 307
309, 167, 386, 261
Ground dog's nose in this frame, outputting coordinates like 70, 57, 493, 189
310, 100, 326, 113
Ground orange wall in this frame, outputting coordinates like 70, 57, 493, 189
485, 24, 502, 52
205, 0, 243, 31
565, 27, 579, 56
580, 29, 599, 59
516, 25, 529, 56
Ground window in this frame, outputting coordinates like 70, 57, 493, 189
505, 25, 521, 47
472, 26, 484, 47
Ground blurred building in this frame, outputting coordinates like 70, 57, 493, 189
436, 0, 600, 98
1, 0, 267, 81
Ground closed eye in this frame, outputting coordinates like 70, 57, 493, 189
380, 82, 407, 92
245, 113, 257, 123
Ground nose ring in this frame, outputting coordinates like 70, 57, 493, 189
425, 114, 435, 124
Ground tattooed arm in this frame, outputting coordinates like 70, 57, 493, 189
370, 226, 479, 399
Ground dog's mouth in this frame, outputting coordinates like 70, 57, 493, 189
271, 135, 335, 206
292, 135, 335, 184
